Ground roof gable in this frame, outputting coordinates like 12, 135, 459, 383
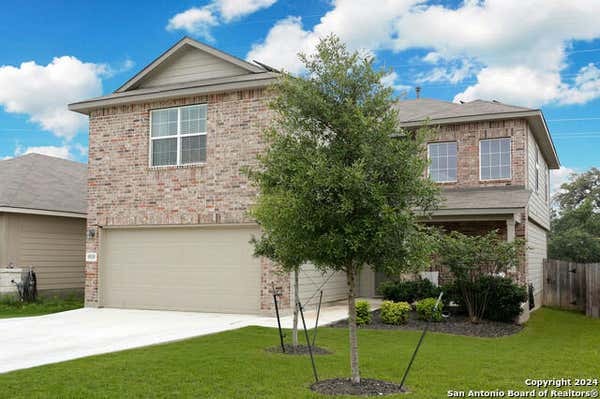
116, 37, 264, 93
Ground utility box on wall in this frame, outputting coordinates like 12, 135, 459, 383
0, 268, 22, 297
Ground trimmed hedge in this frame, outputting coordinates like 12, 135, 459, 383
415, 297, 443, 321
380, 301, 411, 325
378, 278, 440, 303
356, 300, 371, 325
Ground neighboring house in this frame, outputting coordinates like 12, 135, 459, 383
0, 153, 87, 297
358, 98, 559, 310
69, 37, 558, 315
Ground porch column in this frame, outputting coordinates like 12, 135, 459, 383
506, 216, 516, 242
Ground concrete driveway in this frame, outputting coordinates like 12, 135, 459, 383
0, 299, 380, 374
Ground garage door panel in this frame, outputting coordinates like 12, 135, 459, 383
101, 226, 261, 313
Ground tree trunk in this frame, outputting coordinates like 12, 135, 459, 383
347, 267, 360, 384
292, 268, 299, 348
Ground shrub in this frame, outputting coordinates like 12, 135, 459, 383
355, 300, 371, 325
436, 230, 525, 323
415, 297, 444, 321
378, 278, 440, 303
380, 301, 411, 325
483, 276, 528, 322
448, 276, 527, 323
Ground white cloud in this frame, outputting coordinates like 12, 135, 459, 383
551, 166, 577, 197
248, 0, 600, 107
15, 145, 74, 160
218, 0, 277, 22
167, 7, 219, 42
167, 0, 277, 41
381, 71, 411, 93
419, 59, 477, 85
0, 56, 106, 140
247, 16, 316, 74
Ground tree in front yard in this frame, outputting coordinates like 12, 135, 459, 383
245, 35, 439, 384
436, 230, 525, 323
549, 168, 600, 263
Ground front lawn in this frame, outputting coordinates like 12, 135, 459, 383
0, 296, 83, 319
0, 308, 598, 398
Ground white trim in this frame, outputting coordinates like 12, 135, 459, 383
149, 104, 207, 167
0, 206, 86, 219
535, 146, 540, 192
479, 137, 512, 181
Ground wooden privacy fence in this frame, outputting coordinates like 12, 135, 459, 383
543, 259, 600, 318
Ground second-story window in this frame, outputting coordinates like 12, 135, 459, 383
150, 104, 207, 167
428, 141, 457, 183
480, 138, 511, 180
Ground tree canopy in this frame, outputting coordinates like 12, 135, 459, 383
549, 168, 600, 263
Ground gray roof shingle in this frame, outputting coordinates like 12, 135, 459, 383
394, 98, 533, 123
0, 153, 87, 215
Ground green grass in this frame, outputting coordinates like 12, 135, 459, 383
0, 308, 598, 398
0, 295, 83, 319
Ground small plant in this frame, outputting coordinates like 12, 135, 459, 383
415, 297, 443, 321
378, 278, 440, 303
380, 301, 411, 325
355, 300, 371, 325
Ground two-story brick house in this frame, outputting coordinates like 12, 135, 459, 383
70, 37, 559, 315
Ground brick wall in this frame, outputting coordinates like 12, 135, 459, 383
427, 119, 528, 188
85, 89, 290, 309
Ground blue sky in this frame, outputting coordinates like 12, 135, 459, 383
1, 0, 599, 191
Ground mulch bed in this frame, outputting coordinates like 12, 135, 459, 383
265, 344, 332, 355
330, 309, 523, 338
311, 378, 407, 396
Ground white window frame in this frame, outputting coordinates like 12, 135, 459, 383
427, 141, 458, 183
149, 104, 207, 167
479, 137, 512, 181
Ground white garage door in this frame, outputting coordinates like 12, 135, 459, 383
296, 264, 347, 307
100, 226, 261, 313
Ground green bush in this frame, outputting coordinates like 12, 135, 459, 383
355, 300, 371, 325
378, 278, 440, 303
379, 300, 411, 325
483, 276, 527, 322
415, 297, 444, 321
448, 276, 527, 323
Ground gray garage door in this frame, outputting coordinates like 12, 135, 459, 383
100, 226, 261, 313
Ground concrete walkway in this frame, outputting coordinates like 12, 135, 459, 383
0, 298, 381, 374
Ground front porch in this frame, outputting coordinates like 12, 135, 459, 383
359, 209, 527, 297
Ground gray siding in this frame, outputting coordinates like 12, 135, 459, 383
527, 220, 547, 303
0, 213, 7, 266
138, 46, 248, 89
296, 264, 347, 307
4, 213, 85, 292
527, 128, 550, 229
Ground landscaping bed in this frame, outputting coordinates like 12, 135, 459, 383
330, 309, 523, 338
311, 378, 406, 396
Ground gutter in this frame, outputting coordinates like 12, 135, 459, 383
0, 206, 87, 219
